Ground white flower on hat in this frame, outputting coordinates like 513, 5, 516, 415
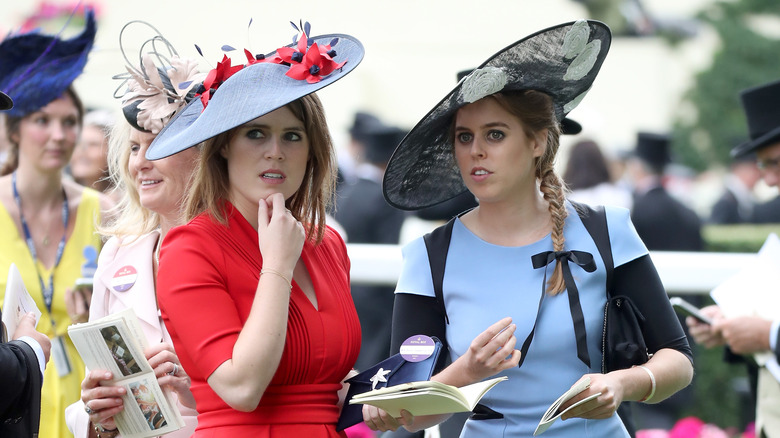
461, 67, 508, 103
564, 88, 590, 114
564, 40, 601, 81
561, 20, 590, 59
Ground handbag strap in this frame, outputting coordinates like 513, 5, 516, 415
423, 218, 455, 325
571, 201, 614, 297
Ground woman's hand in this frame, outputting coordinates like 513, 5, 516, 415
145, 343, 195, 409
559, 373, 622, 420
442, 317, 521, 386
65, 285, 91, 323
80, 370, 125, 431
362, 405, 414, 433
257, 193, 305, 274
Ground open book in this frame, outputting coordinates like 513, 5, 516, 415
2, 263, 42, 342
68, 308, 183, 438
534, 376, 601, 435
349, 376, 507, 417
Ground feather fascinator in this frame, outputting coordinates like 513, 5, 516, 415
0, 8, 96, 117
113, 21, 205, 134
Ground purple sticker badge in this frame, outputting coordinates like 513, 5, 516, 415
111, 265, 137, 292
400, 334, 436, 362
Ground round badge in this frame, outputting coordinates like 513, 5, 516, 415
111, 265, 138, 292
400, 334, 436, 362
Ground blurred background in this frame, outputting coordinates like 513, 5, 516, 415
3, 0, 779, 216
3, 1, 780, 435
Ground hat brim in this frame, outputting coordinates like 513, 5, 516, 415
730, 126, 780, 158
146, 34, 364, 160
382, 20, 611, 210
0, 91, 12, 110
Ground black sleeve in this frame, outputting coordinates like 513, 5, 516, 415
390, 293, 450, 373
613, 254, 693, 364
0, 340, 38, 421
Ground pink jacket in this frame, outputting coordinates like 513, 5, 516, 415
65, 231, 198, 437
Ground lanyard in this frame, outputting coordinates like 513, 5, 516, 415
12, 171, 69, 320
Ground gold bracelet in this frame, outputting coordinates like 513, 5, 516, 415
260, 268, 292, 289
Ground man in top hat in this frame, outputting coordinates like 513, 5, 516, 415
709, 151, 762, 224
335, 115, 408, 372
687, 79, 780, 438
627, 132, 704, 252
0, 90, 52, 438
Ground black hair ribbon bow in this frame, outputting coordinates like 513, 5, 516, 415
518, 250, 597, 368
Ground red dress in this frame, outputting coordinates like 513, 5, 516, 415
157, 202, 361, 437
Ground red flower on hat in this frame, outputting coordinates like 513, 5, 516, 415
265, 30, 346, 84
200, 54, 244, 108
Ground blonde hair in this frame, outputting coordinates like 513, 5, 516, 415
491, 90, 567, 295
184, 93, 337, 244
98, 123, 160, 239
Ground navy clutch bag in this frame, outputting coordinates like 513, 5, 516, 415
336, 337, 443, 431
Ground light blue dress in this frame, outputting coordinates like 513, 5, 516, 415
395, 202, 647, 437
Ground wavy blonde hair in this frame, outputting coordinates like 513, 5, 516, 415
183, 93, 337, 245
490, 90, 567, 295
98, 122, 159, 239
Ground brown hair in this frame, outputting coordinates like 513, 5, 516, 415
1, 86, 85, 176
490, 90, 567, 295
184, 93, 337, 244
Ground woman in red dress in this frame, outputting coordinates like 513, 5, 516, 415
146, 24, 365, 437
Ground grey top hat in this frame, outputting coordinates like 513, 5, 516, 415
731, 79, 780, 158
383, 20, 611, 210
146, 29, 364, 161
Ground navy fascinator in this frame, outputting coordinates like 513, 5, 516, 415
0, 8, 96, 117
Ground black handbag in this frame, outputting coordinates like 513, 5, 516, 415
336, 337, 443, 431
574, 202, 650, 373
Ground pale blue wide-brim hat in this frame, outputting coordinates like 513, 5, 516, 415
146, 33, 364, 160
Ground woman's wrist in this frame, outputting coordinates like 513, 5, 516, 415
93, 422, 119, 438
260, 267, 292, 290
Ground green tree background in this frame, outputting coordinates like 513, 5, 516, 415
673, 0, 780, 171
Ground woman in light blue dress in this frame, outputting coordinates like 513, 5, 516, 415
365, 20, 694, 437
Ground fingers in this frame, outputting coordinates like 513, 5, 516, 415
362, 405, 404, 432
471, 317, 519, 367
81, 370, 126, 427
257, 197, 271, 230
145, 344, 184, 380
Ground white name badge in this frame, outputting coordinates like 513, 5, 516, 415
51, 335, 72, 377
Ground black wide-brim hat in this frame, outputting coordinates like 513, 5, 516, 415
731, 79, 780, 158
0, 9, 96, 118
383, 20, 611, 210
0, 91, 12, 110
146, 33, 364, 160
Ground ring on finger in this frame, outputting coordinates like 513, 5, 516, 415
84, 403, 95, 415
167, 363, 178, 376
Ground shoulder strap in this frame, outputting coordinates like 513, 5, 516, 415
423, 218, 456, 325
572, 201, 614, 296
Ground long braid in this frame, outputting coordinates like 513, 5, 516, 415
539, 167, 568, 295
